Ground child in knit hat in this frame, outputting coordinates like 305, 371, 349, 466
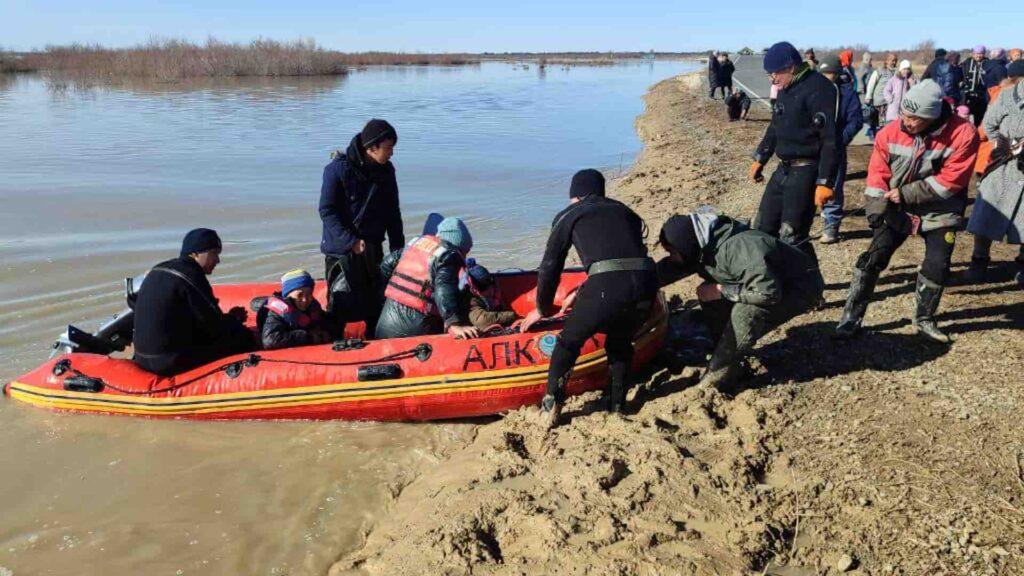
261, 269, 333, 350
461, 259, 519, 330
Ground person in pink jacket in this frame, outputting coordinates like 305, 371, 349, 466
884, 60, 915, 122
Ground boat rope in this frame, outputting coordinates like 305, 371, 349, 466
52, 343, 433, 395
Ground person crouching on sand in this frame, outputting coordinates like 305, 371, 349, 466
657, 211, 824, 393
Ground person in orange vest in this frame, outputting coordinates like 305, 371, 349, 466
375, 217, 479, 340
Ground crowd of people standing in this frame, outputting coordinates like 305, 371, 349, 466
710, 41, 1023, 349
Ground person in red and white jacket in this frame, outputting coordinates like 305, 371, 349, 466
835, 80, 979, 343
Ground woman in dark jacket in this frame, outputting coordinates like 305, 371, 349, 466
710, 53, 734, 99
708, 51, 722, 98
319, 119, 404, 333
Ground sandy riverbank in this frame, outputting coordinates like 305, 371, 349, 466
328, 72, 1024, 575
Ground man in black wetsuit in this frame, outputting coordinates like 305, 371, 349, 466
750, 41, 839, 261
520, 169, 659, 428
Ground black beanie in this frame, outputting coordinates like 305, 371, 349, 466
1009, 60, 1024, 78
180, 228, 222, 257
361, 118, 397, 149
569, 169, 606, 199
659, 215, 701, 265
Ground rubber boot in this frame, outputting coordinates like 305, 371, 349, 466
540, 393, 562, 431
1016, 251, 1024, 289
913, 274, 951, 344
606, 359, 629, 414
820, 225, 840, 245
541, 337, 579, 430
833, 268, 879, 339
964, 257, 989, 284
699, 328, 749, 393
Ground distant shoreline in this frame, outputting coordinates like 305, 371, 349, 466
0, 39, 702, 82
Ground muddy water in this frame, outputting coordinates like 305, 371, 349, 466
0, 60, 696, 575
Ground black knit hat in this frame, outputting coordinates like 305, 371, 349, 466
934, 48, 948, 59
569, 169, 606, 199
659, 215, 700, 265
180, 228, 222, 257
361, 118, 397, 149
764, 42, 803, 73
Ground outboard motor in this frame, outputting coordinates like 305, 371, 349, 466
50, 273, 146, 358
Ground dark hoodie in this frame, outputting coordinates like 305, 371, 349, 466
319, 134, 404, 257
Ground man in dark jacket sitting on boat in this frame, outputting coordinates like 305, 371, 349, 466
374, 217, 480, 340
658, 211, 824, 392
133, 228, 255, 376
319, 119, 405, 337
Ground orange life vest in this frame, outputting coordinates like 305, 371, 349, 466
384, 235, 449, 315
975, 85, 1006, 175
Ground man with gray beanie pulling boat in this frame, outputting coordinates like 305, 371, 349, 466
835, 80, 979, 343
520, 169, 659, 428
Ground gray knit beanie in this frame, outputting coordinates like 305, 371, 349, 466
436, 217, 473, 254
901, 80, 944, 120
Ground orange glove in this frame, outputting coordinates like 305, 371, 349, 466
814, 185, 834, 207
749, 162, 764, 183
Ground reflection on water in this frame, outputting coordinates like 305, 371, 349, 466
107, 74, 347, 100
0, 60, 697, 575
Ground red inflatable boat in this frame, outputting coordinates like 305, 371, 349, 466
4, 270, 667, 421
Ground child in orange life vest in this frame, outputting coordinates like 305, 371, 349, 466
261, 269, 332, 350
461, 260, 518, 330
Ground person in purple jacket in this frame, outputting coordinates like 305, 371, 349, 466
818, 55, 864, 244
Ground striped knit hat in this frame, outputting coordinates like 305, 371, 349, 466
281, 269, 314, 296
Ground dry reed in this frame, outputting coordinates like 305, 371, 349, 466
27, 38, 482, 82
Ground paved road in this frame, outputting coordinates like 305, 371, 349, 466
731, 54, 872, 145
732, 55, 773, 108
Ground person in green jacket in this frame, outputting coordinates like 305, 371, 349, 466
658, 211, 824, 391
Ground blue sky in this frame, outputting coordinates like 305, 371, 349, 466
2, 0, 1020, 53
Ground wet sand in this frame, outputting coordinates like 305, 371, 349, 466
329, 73, 1024, 575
